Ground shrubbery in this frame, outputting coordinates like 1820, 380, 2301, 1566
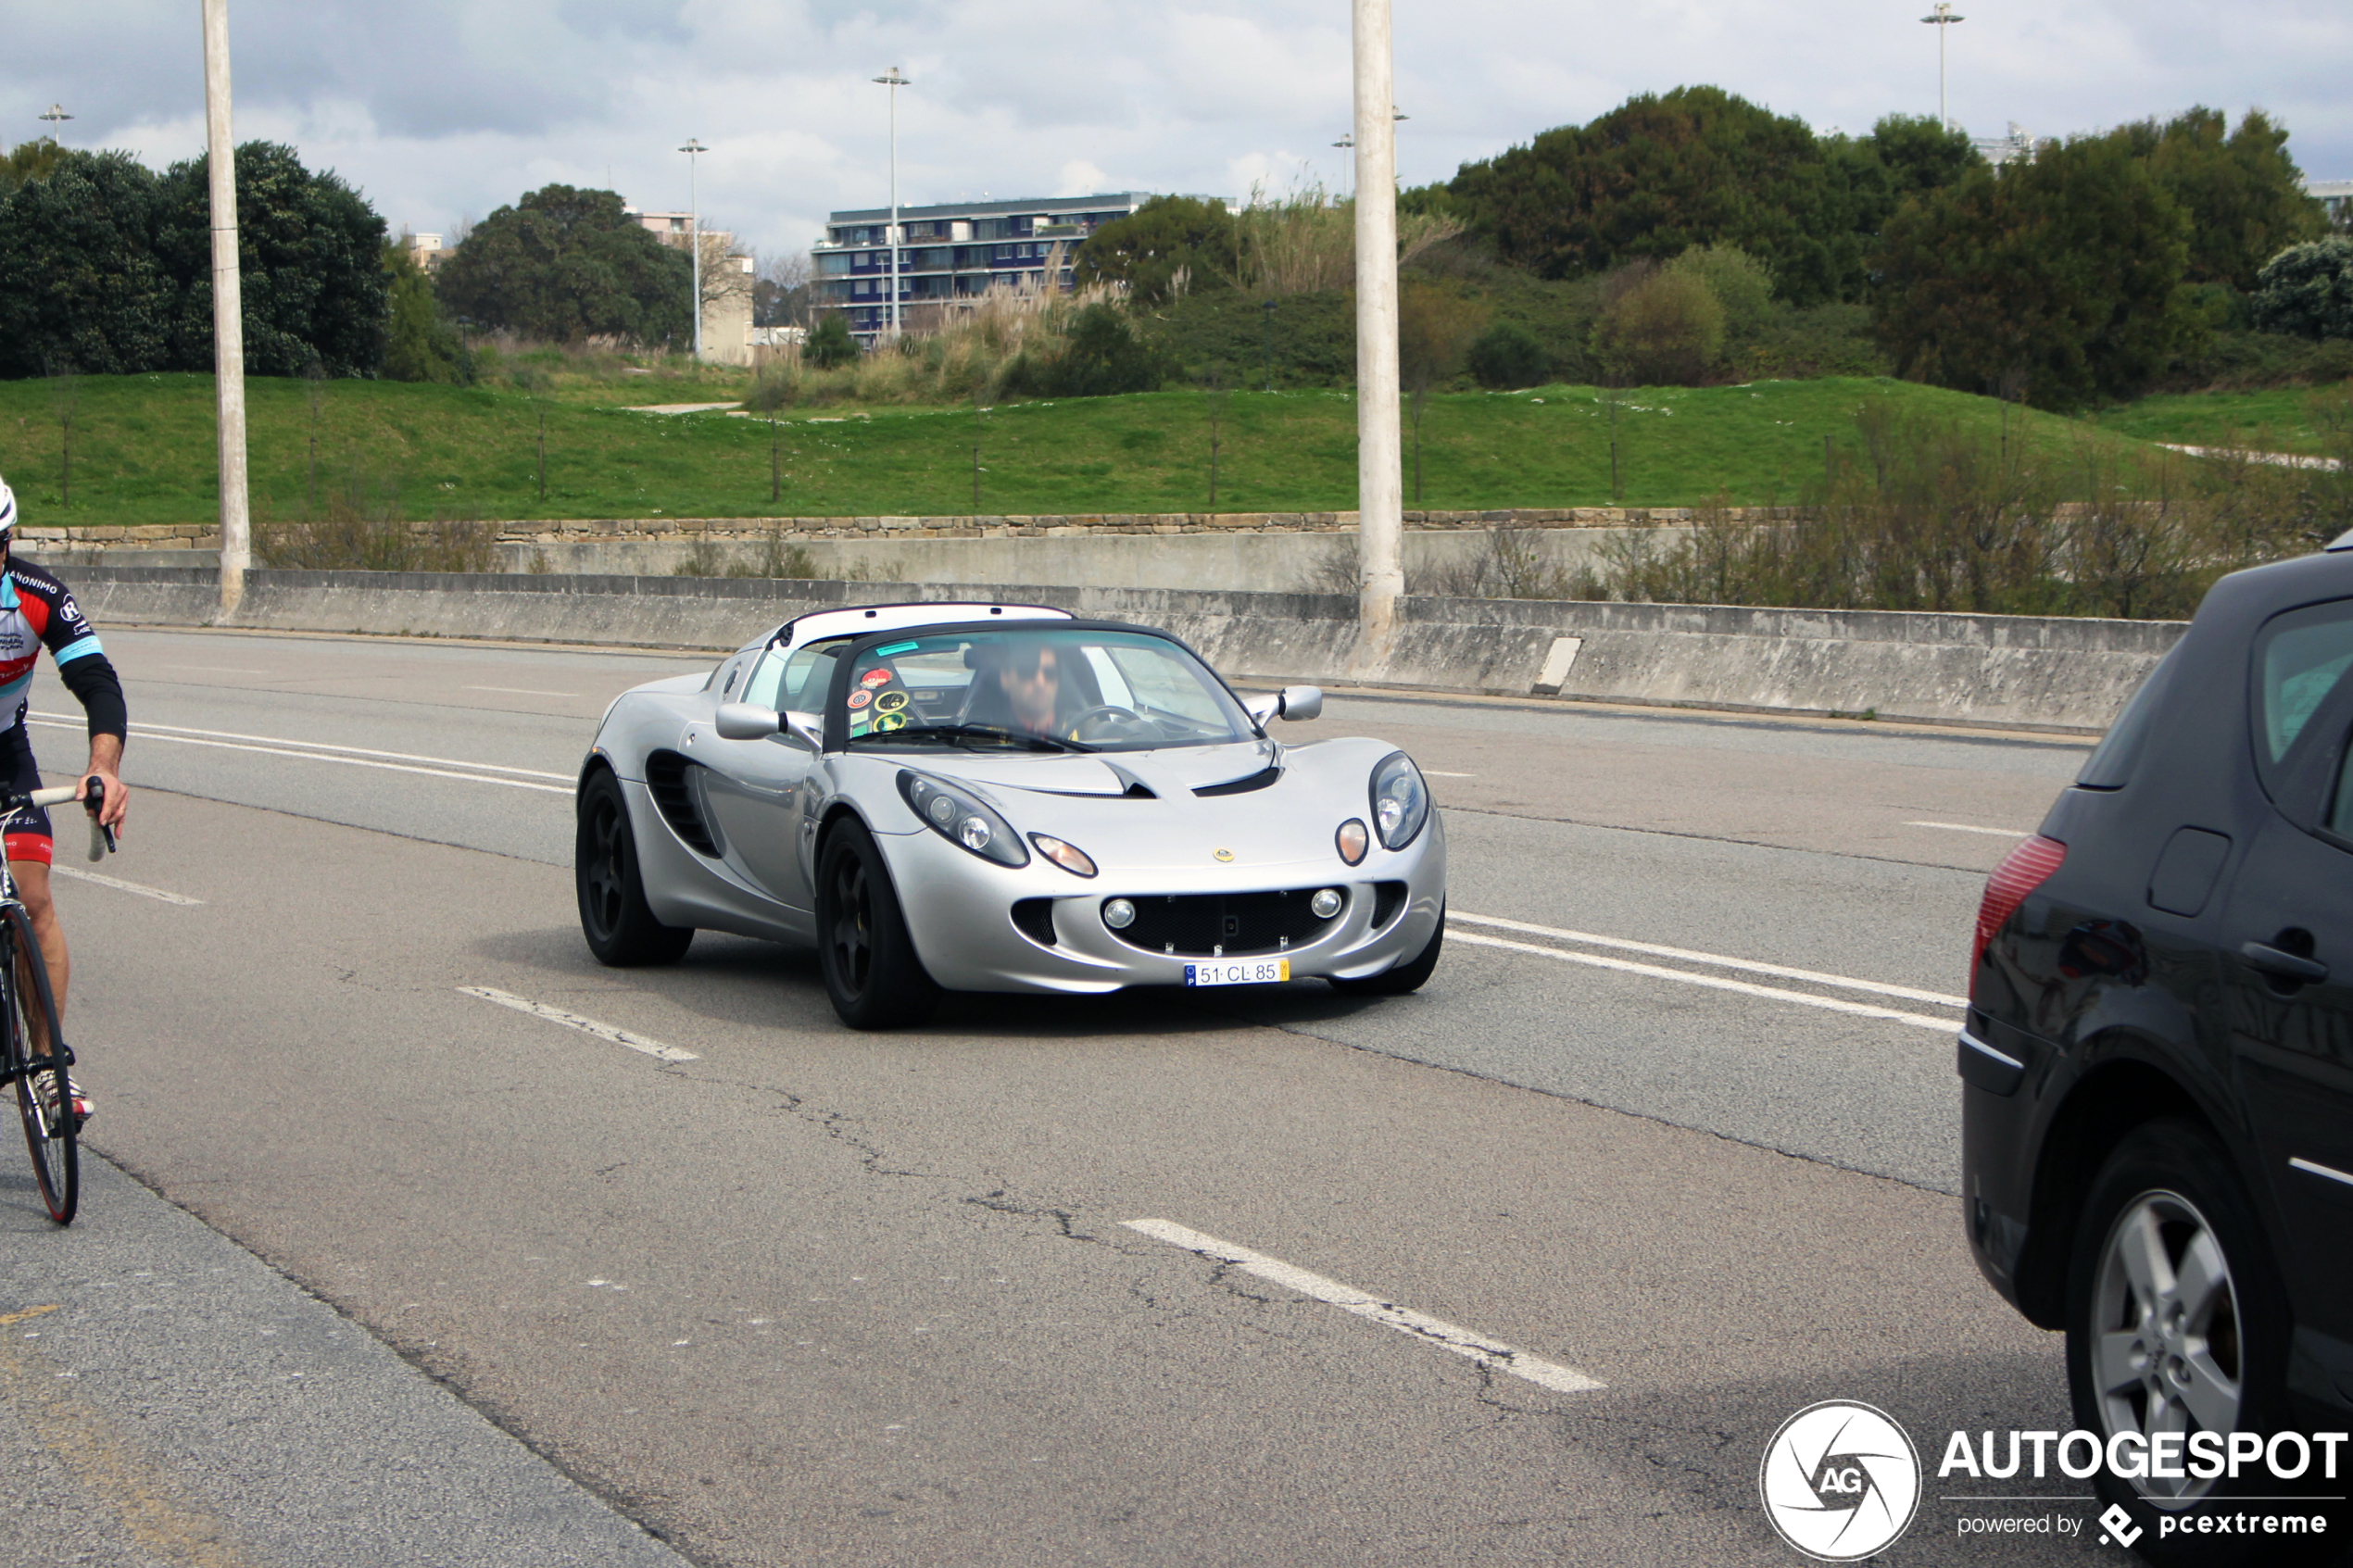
2251, 239, 2353, 341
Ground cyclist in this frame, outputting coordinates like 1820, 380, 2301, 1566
0, 476, 129, 1127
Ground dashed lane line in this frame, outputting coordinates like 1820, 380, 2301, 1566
1449, 910, 1968, 1010
464, 686, 581, 698
52, 867, 204, 906
1448, 929, 1958, 1031
33, 712, 573, 779
458, 987, 698, 1063
1123, 1219, 1604, 1394
31, 718, 572, 794
1906, 820, 2027, 838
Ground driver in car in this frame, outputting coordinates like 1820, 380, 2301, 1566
996, 638, 1066, 736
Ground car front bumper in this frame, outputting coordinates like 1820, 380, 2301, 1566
883, 813, 1448, 995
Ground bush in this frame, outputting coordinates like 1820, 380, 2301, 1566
804, 312, 858, 369
381, 245, 467, 383
1466, 321, 1548, 389
2250, 238, 2353, 341
1038, 305, 1166, 396
1666, 244, 1773, 349
1592, 266, 1725, 385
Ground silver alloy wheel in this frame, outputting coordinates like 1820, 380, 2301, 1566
2089, 1186, 2244, 1504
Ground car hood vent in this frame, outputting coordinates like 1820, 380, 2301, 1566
645, 748, 721, 857
1194, 765, 1281, 797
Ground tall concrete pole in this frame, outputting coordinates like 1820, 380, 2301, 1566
679, 139, 708, 360
1353, 0, 1403, 649
202, 0, 249, 616
873, 69, 909, 342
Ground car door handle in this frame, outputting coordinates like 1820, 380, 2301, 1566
2242, 941, 2331, 985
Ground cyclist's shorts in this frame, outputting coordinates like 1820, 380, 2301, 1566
0, 732, 51, 865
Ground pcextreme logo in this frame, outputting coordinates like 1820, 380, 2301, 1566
1758, 1400, 1923, 1562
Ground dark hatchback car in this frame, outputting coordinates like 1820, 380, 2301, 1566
1963, 536, 2353, 1555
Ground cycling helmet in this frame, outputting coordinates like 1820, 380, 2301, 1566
0, 476, 14, 535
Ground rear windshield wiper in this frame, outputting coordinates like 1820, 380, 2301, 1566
851, 723, 1097, 753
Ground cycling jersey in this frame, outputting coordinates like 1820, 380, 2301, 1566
0, 558, 126, 864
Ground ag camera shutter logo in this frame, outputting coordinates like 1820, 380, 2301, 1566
1759, 1400, 1922, 1561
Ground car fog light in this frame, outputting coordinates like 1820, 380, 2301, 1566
1311, 888, 1343, 920
959, 815, 993, 851
1336, 819, 1369, 865
928, 795, 957, 825
1102, 898, 1137, 929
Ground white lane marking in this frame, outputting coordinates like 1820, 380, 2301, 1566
458, 987, 698, 1062
1122, 1219, 1604, 1395
1449, 910, 1968, 1010
30, 719, 572, 794
1423, 771, 1475, 778
1449, 930, 1958, 1031
33, 711, 573, 779
1906, 820, 2027, 838
51, 866, 204, 906
166, 665, 271, 677
465, 686, 580, 698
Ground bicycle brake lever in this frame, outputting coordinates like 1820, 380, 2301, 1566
82, 777, 114, 861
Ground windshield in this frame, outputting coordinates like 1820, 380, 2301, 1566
838, 628, 1254, 752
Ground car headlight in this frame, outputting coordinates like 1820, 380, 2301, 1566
897, 770, 1029, 868
1369, 752, 1428, 850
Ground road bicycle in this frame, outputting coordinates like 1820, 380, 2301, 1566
3, 780, 113, 1226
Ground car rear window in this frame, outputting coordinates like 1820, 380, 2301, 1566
2256, 601, 2353, 766
2076, 644, 2180, 790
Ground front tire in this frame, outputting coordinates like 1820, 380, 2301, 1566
1331, 904, 1443, 997
576, 771, 693, 967
816, 820, 939, 1029
9, 908, 75, 1225
2064, 1119, 2312, 1563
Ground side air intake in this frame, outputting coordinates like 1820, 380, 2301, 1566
644, 749, 721, 857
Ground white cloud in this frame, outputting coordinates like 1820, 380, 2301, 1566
4, 0, 2347, 260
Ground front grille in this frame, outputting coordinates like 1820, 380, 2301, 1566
1108, 888, 1344, 957
645, 749, 721, 857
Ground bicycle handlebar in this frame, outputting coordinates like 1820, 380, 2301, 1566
26, 783, 113, 861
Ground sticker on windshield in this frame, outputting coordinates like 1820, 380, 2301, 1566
847, 689, 872, 709
874, 690, 909, 714
876, 641, 920, 657
860, 668, 895, 688
874, 711, 908, 733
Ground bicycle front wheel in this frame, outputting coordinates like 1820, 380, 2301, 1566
8, 909, 75, 1225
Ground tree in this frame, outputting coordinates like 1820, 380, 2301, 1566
2114, 108, 2325, 291
1592, 264, 1725, 384
1074, 196, 1239, 307
1398, 280, 1488, 499
1873, 134, 2201, 409
381, 243, 467, 383
2250, 238, 2353, 340
0, 140, 65, 197
756, 251, 813, 328
1040, 305, 1167, 396
1447, 86, 1854, 305
0, 149, 174, 379
154, 142, 390, 377
804, 311, 858, 369
434, 184, 692, 345
1665, 243, 1772, 348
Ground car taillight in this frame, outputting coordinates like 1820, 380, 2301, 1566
1970, 834, 2067, 989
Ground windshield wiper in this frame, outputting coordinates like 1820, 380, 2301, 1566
851, 723, 1097, 753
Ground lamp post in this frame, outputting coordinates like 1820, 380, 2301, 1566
200, 0, 248, 616
677, 138, 708, 361
37, 104, 71, 144
1332, 111, 1405, 204
1352, 0, 1403, 652
1920, 4, 1964, 132
873, 67, 911, 342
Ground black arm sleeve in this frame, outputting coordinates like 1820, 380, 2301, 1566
58, 653, 127, 742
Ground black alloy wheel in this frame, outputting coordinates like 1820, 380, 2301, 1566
816, 819, 940, 1029
1331, 904, 1443, 997
2064, 1119, 2322, 1563
8, 911, 75, 1225
575, 771, 694, 967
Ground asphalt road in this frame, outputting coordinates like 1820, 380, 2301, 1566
6, 626, 2120, 1566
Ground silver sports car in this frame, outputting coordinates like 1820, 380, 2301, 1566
574, 602, 1446, 1027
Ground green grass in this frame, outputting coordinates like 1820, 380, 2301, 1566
0, 371, 2156, 529
2092, 386, 2344, 456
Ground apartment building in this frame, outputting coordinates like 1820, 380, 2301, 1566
627, 207, 758, 366
812, 193, 1152, 342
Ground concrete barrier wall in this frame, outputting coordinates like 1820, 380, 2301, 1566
64, 565, 2183, 734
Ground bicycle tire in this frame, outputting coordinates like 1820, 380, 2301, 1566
7, 908, 76, 1225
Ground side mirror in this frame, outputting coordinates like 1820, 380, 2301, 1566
783, 710, 826, 750
715, 702, 783, 740
1278, 684, 1322, 722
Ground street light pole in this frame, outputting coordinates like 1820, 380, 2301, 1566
1920, 4, 1964, 132
873, 68, 910, 343
37, 104, 72, 144
200, 0, 248, 616
1352, 0, 1403, 653
678, 138, 708, 362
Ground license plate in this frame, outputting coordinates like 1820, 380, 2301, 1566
1185, 959, 1290, 987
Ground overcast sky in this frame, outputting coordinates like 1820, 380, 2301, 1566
9, 1, 2350, 262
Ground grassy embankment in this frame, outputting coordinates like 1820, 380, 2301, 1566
0, 372, 2204, 531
